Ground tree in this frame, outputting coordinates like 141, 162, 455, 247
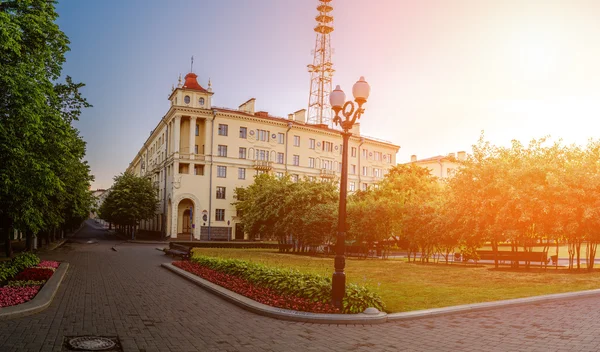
234, 174, 338, 252
0, 0, 93, 253
98, 173, 157, 240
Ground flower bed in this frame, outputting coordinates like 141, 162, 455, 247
0, 254, 59, 308
173, 261, 338, 313
174, 255, 385, 314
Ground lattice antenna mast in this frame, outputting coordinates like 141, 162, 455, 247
307, 0, 335, 127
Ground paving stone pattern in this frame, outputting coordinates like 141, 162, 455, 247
1, 222, 600, 351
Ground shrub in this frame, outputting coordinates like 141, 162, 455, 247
174, 261, 338, 313
11, 252, 41, 272
14, 268, 54, 282
0, 262, 19, 285
190, 255, 385, 313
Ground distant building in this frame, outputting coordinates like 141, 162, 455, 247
90, 189, 110, 221
405, 151, 466, 178
125, 72, 400, 240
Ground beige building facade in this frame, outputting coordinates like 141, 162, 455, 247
126, 72, 400, 240
406, 152, 466, 178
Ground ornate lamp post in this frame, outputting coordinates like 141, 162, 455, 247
329, 76, 371, 309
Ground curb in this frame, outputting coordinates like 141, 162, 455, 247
161, 263, 388, 324
128, 240, 169, 244
386, 288, 600, 321
162, 262, 600, 324
0, 262, 69, 320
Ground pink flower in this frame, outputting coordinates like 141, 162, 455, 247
0, 286, 41, 307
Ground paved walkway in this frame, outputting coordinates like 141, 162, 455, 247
1, 222, 600, 351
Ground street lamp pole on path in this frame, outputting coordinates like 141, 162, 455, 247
329, 76, 371, 310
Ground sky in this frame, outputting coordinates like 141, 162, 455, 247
55, 0, 600, 189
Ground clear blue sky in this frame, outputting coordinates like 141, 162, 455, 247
56, 0, 600, 189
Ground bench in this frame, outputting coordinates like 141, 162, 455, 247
164, 243, 192, 260
471, 250, 549, 267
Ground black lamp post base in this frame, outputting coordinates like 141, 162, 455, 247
332, 270, 346, 309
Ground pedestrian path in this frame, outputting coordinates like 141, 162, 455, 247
1, 223, 600, 351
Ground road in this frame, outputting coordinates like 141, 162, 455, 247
0, 220, 599, 351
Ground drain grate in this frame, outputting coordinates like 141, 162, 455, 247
63, 336, 122, 351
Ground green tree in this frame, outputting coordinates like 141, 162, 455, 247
99, 173, 158, 240
0, 0, 93, 254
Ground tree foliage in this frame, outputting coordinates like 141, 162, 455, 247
234, 174, 338, 252
0, 0, 94, 254
98, 173, 158, 239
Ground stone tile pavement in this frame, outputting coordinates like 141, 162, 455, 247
1, 223, 600, 351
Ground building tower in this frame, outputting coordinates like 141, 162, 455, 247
307, 0, 335, 127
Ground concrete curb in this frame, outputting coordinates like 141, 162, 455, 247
128, 240, 169, 244
161, 263, 388, 324
0, 262, 69, 320
162, 262, 600, 324
387, 288, 600, 321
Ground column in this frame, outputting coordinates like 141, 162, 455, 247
189, 116, 196, 160
174, 115, 181, 154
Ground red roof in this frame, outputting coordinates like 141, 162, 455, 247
182, 73, 207, 93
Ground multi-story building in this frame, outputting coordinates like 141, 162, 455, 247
406, 152, 466, 178
126, 72, 399, 240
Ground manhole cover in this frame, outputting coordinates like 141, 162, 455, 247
67, 336, 117, 351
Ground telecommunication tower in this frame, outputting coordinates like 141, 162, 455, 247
307, 0, 335, 127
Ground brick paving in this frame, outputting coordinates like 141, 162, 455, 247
1, 222, 600, 351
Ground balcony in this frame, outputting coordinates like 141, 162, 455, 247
253, 160, 273, 171
320, 169, 336, 179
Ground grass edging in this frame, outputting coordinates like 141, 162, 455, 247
0, 262, 69, 320
161, 262, 388, 325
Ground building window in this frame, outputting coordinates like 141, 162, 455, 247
217, 166, 227, 178
338, 163, 342, 172
309, 157, 315, 168
323, 141, 333, 152
349, 182, 356, 192
362, 166, 368, 176
322, 159, 333, 170
309, 138, 315, 149
216, 209, 225, 221
294, 135, 300, 147
238, 168, 246, 180
374, 151, 382, 161
278, 133, 285, 144
216, 186, 226, 199
195, 124, 199, 136
276, 172, 284, 179
218, 145, 228, 157
351, 147, 357, 157
293, 155, 300, 166
309, 176, 316, 182
218, 124, 228, 136
239, 127, 247, 139
256, 149, 268, 161
362, 183, 368, 191
351, 164, 356, 175
239, 147, 247, 159
194, 165, 204, 175
362, 149, 368, 158
291, 174, 299, 182
374, 168, 381, 178
277, 152, 284, 164
194, 145, 198, 154
199, 97, 205, 106
184, 95, 190, 104
387, 154, 393, 163
257, 129, 268, 141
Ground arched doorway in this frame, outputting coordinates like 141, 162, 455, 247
177, 198, 195, 240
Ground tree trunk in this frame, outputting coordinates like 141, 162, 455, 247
2, 215, 13, 258
492, 240, 499, 269
25, 231, 33, 251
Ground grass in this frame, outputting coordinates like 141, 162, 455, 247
191, 247, 600, 313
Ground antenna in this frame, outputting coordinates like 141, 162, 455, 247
307, 0, 335, 127
190, 56, 194, 73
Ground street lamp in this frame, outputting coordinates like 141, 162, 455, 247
329, 76, 370, 310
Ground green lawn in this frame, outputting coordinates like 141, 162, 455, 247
191, 248, 600, 313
